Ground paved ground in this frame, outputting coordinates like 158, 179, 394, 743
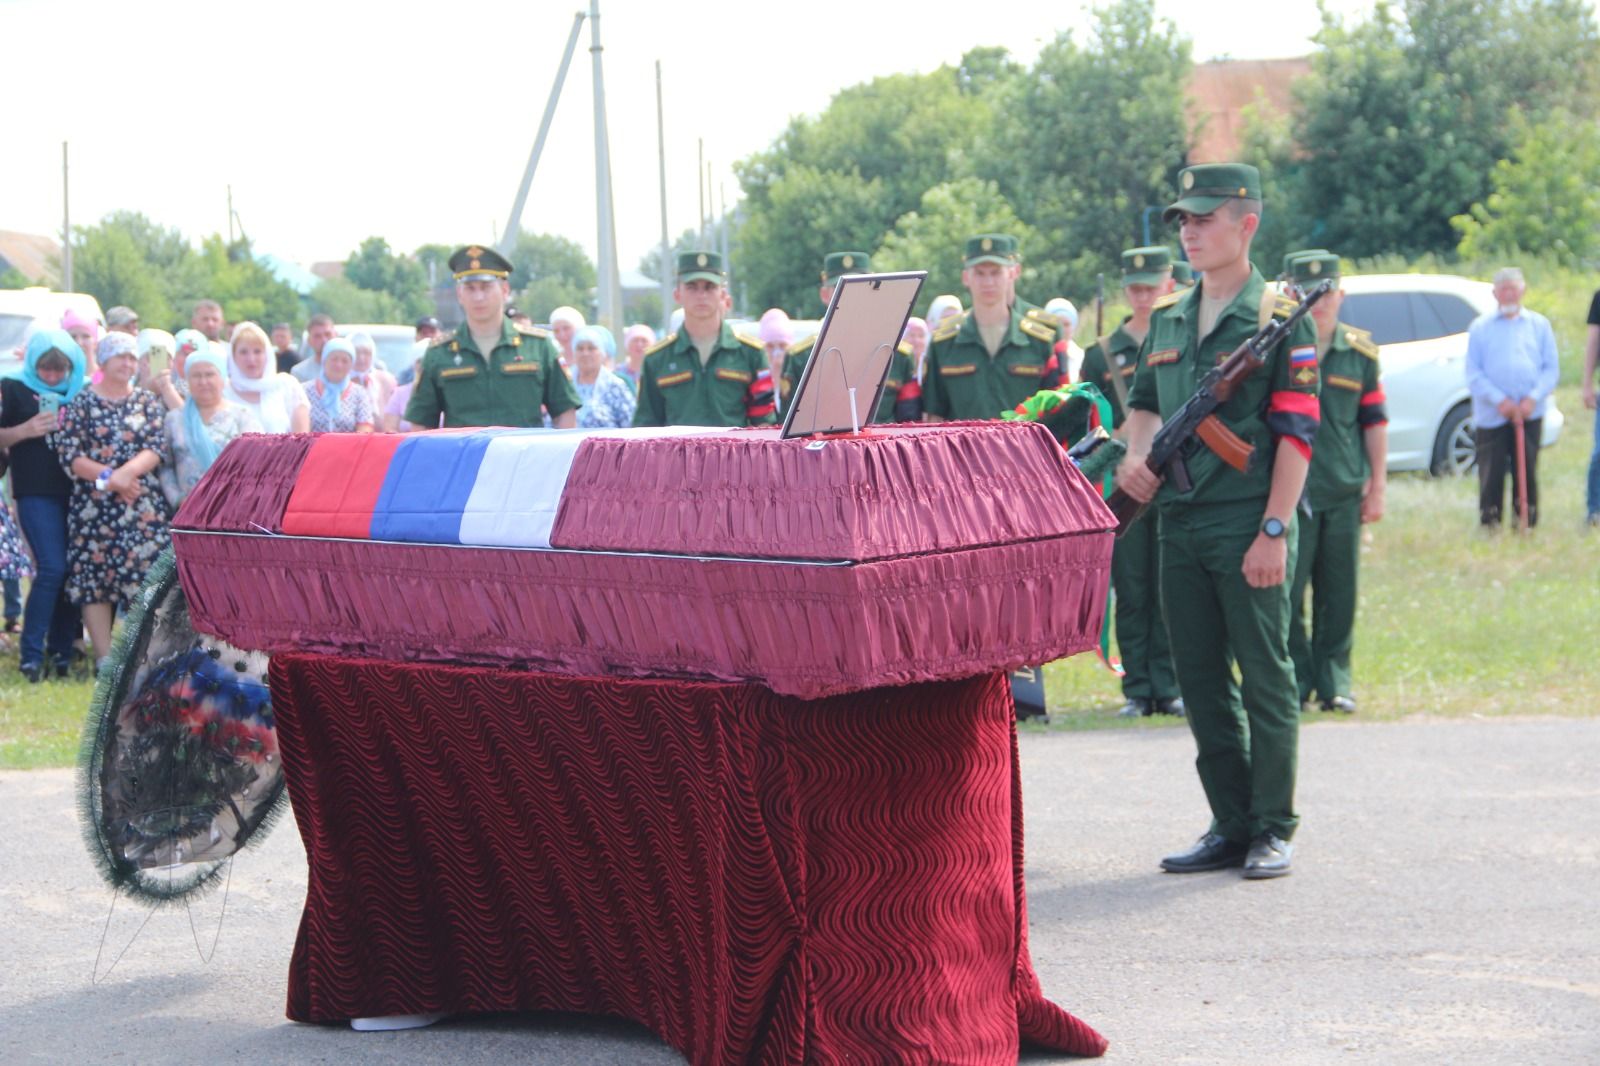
2, 716, 1596, 1064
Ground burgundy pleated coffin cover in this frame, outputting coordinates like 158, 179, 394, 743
172, 422, 1114, 698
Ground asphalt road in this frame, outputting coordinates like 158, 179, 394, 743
2, 716, 1595, 1064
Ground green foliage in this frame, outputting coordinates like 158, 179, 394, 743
1, 266, 33, 289
413, 242, 454, 288
1452, 112, 1600, 267
182, 236, 301, 328
506, 231, 596, 320
309, 275, 412, 324
874, 179, 1037, 316
343, 237, 431, 319
1293, 0, 1600, 257
976, 0, 1191, 299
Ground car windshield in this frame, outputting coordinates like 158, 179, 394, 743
373, 335, 413, 371
0, 313, 34, 352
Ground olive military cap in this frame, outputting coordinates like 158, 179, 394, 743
964, 233, 1020, 267
450, 244, 513, 282
1287, 251, 1341, 287
677, 250, 726, 284
1171, 260, 1195, 287
1282, 248, 1331, 275
821, 251, 871, 283
1163, 163, 1263, 223
1121, 246, 1173, 286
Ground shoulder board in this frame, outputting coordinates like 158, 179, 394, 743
1096, 334, 1114, 353
1343, 325, 1379, 359
428, 335, 453, 349
737, 332, 765, 350
1024, 306, 1056, 323
788, 334, 816, 356
1271, 294, 1299, 320
1152, 291, 1184, 311
644, 333, 677, 357
1019, 316, 1056, 343
514, 323, 551, 339
897, 341, 913, 357
932, 313, 966, 342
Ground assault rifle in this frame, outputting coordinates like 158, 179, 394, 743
1105, 279, 1332, 538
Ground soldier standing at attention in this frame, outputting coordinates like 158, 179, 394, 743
633, 252, 776, 428
1079, 246, 1183, 719
921, 234, 1063, 421
781, 252, 921, 423
1283, 251, 1387, 714
1115, 164, 1321, 880
405, 245, 578, 429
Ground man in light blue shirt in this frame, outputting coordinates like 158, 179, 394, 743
1465, 268, 1560, 527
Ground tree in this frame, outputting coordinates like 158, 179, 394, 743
1, 267, 34, 289
181, 236, 301, 329
71, 212, 199, 327
1453, 112, 1600, 266
506, 232, 595, 320
973, 1, 1190, 300
874, 179, 1037, 317
309, 276, 412, 324
344, 237, 431, 319
1293, 0, 1600, 257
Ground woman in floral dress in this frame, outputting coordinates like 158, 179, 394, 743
305, 338, 376, 433
52, 332, 171, 671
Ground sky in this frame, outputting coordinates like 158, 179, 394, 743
3, 0, 1379, 277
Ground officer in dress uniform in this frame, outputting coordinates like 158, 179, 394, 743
921, 234, 1064, 421
632, 252, 776, 427
404, 244, 578, 429
1283, 251, 1387, 714
1115, 164, 1321, 880
780, 252, 921, 423
1079, 246, 1183, 718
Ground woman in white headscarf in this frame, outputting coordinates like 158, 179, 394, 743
225, 322, 311, 433
347, 331, 398, 414
548, 306, 585, 368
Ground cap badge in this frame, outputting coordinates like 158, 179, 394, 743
1182, 172, 1195, 190
470, 258, 481, 270
1238, 187, 1248, 196
467, 246, 483, 257
842, 254, 854, 268
696, 253, 708, 267
981, 237, 994, 252
1133, 254, 1145, 268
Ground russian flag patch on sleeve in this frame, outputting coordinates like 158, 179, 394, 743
1290, 345, 1316, 368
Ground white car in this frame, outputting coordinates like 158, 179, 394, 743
1335, 274, 1563, 475
0, 288, 106, 378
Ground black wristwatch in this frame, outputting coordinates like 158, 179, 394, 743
1261, 517, 1287, 539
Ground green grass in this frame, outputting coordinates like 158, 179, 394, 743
1035, 382, 1600, 731
3, 388, 1596, 762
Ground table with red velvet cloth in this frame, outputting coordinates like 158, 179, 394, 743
271, 654, 1107, 1063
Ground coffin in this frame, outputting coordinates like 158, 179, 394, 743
171, 422, 1114, 699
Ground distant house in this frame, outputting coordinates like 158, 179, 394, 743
258, 253, 324, 297
0, 231, 62, 286
1186, 57, 1312, 163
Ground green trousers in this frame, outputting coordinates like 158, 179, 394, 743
1112, 511, 1179, 700
1159, 501, 1301, 843
1289, 495, 1361, 704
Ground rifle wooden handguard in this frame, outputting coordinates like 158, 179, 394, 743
1195, 415, 1253, 473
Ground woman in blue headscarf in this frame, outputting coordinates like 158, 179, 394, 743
571, 325, 636, 429
305, 337, 376, 433
0, 330, 87, 680
159, 343, 260, 509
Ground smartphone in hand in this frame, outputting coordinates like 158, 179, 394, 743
146, 347, 171, 376
37, 393, 61, 416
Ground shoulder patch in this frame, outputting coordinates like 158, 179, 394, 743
644, 333, 677, 357
788, 334, 816, 356
1343, 325, 1380, 359
513, 322, 551, 339
932, 313, 966, 342
1152, 291, 1184, 311
1019, 317, 1056, 343
737, 333, 764, 350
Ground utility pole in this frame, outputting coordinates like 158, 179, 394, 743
719, 181, 731, 309
656, 60, 672, 332
697, 139, 706, 246
500, 10, 586, 256
589, 0, 621, 330
61, 141, 73, 291
227, 185, 235, 244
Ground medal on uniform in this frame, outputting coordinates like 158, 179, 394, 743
454, 353, 463, 366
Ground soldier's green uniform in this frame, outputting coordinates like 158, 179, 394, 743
1079, 246, 1180, 712
1284, 252, 1387, 709
1129, 164, 1320, 852
405, 245, 579, 429
780, 252, 922, 423
633, 251, 777, 428
921, 235, 1063, 420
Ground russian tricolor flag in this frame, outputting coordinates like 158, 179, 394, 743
281, 428, 715, 548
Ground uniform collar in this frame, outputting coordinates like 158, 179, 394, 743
958, 303, 1030, 349
672, 318, 736, 357
1209, 267, 1267, 331
454, 316, 516, 357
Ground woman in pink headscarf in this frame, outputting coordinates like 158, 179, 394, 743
60, 310, 101, 380
756, 309, 793, 412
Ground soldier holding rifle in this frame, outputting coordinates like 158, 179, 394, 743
1113, 164, 1321, 881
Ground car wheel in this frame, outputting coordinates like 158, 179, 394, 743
1430, 403, 1476, 477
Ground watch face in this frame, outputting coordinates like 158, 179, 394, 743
1263, 518, 1286, 538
